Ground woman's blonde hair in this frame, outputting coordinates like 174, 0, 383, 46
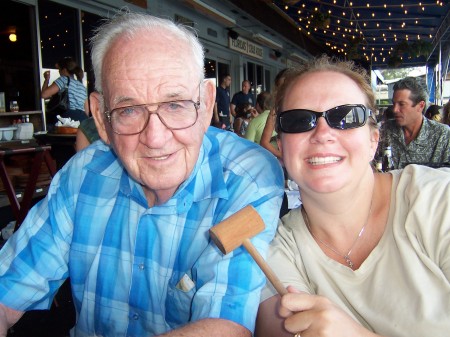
274, 55, 377, 132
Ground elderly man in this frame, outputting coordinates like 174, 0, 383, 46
0, 12, 284, 337
377, 76, 450, 169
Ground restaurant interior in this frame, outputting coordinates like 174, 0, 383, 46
0, 0, 449, 335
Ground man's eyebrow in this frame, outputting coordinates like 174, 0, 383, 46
162, 89, 192, 100
112, 96, 134, 105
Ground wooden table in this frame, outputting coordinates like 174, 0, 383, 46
0, 142, 56, 230
34, 132, 77, 170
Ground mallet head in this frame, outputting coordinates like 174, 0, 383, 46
209, 205, 265, 254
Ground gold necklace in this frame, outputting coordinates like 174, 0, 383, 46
301, 203, 372, 270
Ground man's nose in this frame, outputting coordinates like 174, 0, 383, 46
139, 112, 170, 146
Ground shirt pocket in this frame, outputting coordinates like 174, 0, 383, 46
165, 273, 196, 327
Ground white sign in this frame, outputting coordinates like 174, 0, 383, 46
229, 36, 263, 60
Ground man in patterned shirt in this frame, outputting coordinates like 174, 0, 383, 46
377, 76, 450, 169
0, 12, 284, 337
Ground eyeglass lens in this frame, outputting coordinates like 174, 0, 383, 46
109, 100, 199, 135
278, 105, 369, 133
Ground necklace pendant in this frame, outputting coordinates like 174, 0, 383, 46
344, 255, 354, 269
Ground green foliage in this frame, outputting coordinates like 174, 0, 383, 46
381, 68, 414, 80
388, 40, 432, 67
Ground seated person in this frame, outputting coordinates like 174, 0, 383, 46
376, 77, 450, 168
233, 103, 258, 137
75, 117, 100, 152
245, 92, 275, 145
425, 104, 442, 122
0, 11, 284, 337
256, 56, 450, 337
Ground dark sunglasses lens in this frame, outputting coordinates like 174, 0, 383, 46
280, 110, 316, 133
327, 105, 366, 129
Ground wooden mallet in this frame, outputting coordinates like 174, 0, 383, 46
209, 205, 287, 296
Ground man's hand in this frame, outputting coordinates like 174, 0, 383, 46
160, 318, 251, 337
0, 303, 23, 337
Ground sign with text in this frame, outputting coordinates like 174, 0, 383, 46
229, 36, 263, 60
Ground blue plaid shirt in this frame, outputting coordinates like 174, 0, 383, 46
0, 127, 284, 336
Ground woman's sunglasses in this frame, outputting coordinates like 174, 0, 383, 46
277, 104, 373, 133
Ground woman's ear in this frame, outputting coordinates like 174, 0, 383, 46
90, 92, 110, 144
370, 128, 380, 159
277, 136, 283, 156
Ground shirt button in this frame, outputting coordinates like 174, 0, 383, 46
138, 263, 145, 270
132, 313, 140, 320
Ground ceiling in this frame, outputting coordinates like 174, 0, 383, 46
229, 0, 450, 71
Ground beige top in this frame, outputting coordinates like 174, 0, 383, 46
262, 165, 450, 337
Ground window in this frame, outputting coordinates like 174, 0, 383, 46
0, 1, 36, 111
39, 0, 80, 69
81, 11, 103, 95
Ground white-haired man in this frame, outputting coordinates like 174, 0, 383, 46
0, 11, 284, 337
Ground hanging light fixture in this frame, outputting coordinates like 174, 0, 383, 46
7, 26, 17, 42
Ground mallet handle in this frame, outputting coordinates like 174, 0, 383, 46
242, 238, 287, 296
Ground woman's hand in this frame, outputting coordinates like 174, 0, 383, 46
43, 71, 50, 81
279, 286, 378, 337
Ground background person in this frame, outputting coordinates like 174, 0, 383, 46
230, 80, 254, 118
212, 74, 232, 130
75, 116, 100, 152
256, 56, 450, 337
443, 100, 450, 126
376, 76, 450, 168
245, 91, 275, 144
233, 103, 258, 137
41, 56, 89, 126
0, 11, 284, 337
425, 104, 442, 122
260, 69, 289, 161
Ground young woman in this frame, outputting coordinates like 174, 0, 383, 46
256, 56, 450, 337
41, 56, 89, 126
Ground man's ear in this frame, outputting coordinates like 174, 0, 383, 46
90, 91, 110, 144
200, 79, 215, 132
419, 100, 426, 113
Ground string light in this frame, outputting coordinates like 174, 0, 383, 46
275, 0, 442, 65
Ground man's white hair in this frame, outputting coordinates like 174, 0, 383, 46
90, 10, 205, 94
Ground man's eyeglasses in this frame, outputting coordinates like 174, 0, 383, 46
104, 86, 201, 135
277, 104, 373, 134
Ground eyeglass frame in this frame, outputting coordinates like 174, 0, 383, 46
276, 104, 373, 134
103, 84, 201, 135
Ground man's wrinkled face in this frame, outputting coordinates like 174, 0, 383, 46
91, 29, 214, 205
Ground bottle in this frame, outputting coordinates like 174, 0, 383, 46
375, 160, 383, 172
9, 100, 19, 112
382, 146, 395, 172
